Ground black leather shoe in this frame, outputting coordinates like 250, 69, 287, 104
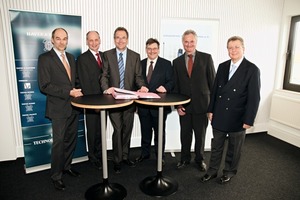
176, 161, 190, 169
122, 159, 136, 167
199, 161, 207, 171
219, 175, 232, 184
63, 169, 81, 177
200, 174, 217, 183
53, 179, 66, 191
135, 155, 150, 163
114, 164, 121, 173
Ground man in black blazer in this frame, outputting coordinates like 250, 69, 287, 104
201, 36, 260, 184
76, 31, 104, 170
38, 28, 83, 190
101, 27, 148, 173
135, 38, 174, 164
173, 30, 216, 171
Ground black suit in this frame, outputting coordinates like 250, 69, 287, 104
38, 48, 80, 181
101, 48, 145, 164
137, 57, 174, 158
207, 57, 260, 177
76, 50, 104, 164
173, 51, 215, 163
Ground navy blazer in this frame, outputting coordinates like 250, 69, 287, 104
76, 50, 104, 95
208, 58, 261, 132
38, 48, 79, 119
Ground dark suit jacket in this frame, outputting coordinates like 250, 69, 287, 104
207, 58, 261, 132
101, 48, 145, 92
76, 50, 104, 95
38, 48, 79, 119
173, 50, 216, 114
138, 56, 174, 117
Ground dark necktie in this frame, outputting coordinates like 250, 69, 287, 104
96, 53, 102, 68
188, 54, 193, 77
147, 61, 154, 83
118, 53, 125, 89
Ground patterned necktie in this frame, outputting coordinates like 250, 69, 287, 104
61, 53, 71, 80
188, 54, 193, 77
96, 53, 102, 68
228, 64, 237, 80
147, 61, 154, 83
118, 53, 125, 89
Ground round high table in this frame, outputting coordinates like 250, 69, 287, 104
135, 93, 190, 197
71, 94, 134, 200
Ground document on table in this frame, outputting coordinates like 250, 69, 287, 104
112, 88, 161, 99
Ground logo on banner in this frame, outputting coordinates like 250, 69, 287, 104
43, 40, 53, 51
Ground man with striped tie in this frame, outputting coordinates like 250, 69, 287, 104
101, 27, 148, 173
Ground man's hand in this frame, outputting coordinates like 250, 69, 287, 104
156, 86, 166, 93
207, 113, 213, 121
138, 86, 149, 93
177, 105, 186, 116
70, 88, 83, 98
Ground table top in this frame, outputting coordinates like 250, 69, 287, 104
134, 93, 190, 106
71, 94, 134, 109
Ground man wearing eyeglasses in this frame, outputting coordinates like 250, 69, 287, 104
135, 38, 174, 165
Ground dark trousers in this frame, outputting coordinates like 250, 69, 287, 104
109, 107, 134, 164
50, 114, 79, 181
179, 113, 208, 162
85, 109, 102, 163
207, 128, 246, 177
138, 109, 167, 158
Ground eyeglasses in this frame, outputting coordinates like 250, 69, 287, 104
146, 48, 159, 51
227, 46, 242, 51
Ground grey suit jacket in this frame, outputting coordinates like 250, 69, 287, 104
173, 50, 216, 114
207, 58, 261, 132
38, 48, 79, 119
101, 48, 145, 91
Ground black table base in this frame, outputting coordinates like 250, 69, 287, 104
85, 178, 127, 200
139, 171, 178, 197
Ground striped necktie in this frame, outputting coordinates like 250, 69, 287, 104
118, 53, 125, 89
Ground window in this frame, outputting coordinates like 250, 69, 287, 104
283, 15, 300, 92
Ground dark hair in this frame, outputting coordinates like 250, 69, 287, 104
146, 38, 160, 48
114, 27, 128, 38
51, 28, 68, 39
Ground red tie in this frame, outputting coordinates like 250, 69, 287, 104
188, 54, 193, 77
147, 61, 154, 83
96, 53, 102, 68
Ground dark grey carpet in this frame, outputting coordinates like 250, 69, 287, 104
1, 132, 300, 200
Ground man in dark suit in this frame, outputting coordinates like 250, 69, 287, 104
76, 31, 104, 170
201, 36, 260, 184
135, 38, 174, 165
38, 28, 83, 190
101, 27, 148, 173
173, 29, 216, 171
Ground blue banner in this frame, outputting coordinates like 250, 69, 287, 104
9, 10, 86, 172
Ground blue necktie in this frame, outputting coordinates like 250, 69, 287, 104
228, 64, 237, 80
118, 53, 125, 89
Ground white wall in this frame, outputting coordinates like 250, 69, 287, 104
0, 0, 287, 161
269, 0, 300, 148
